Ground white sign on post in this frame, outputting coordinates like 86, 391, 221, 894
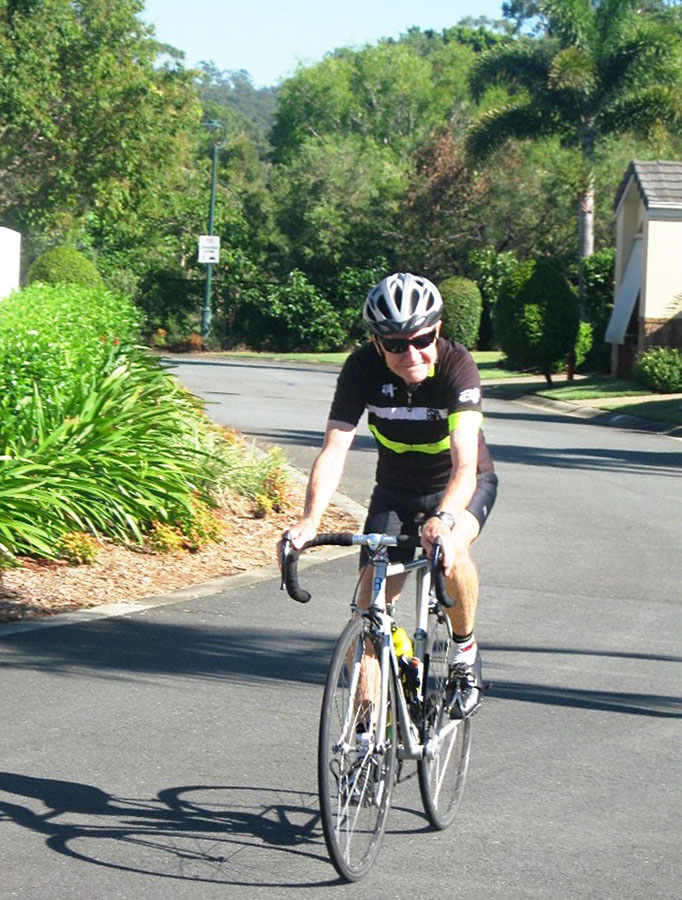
198, 235, 220, 264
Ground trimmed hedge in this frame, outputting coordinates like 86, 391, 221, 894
495, 259, 579, 384
0, 283, 140, 445
27, 246, 103, 288
439, 276, 482, 348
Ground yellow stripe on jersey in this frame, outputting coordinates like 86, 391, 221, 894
447, 410, 483, 432
368, 424, 451, 455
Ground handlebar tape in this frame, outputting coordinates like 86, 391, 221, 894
430, 538, 455, 608
283, 533, 354, 603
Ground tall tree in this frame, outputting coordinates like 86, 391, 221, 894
466, 0, 682, 301
0, 0, 200, 241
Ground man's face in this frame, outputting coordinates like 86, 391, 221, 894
373, 323, 441, 384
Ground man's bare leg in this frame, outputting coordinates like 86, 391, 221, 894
443, 509, 481, 640
442, 510, 484, 716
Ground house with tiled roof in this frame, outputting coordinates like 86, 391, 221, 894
606, 160, 682, 375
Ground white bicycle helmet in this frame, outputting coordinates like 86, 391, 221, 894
363, 273, 443, 336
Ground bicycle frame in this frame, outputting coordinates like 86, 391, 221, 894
359, 543, 436, 763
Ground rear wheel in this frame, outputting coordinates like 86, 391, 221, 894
418, 603, 471, 829
318, 615, 396, 881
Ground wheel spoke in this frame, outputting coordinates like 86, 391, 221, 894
418, 606, 472, 829
318, 617, 396, 881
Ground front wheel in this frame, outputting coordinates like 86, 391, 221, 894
318, 615, 396, 882
418, 604, 471, 829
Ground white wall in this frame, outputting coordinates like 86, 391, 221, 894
0, 227, 21, 299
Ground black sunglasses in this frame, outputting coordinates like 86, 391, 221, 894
378, 329, 437, 354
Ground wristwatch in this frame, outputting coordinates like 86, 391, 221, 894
433, 510, 456, 530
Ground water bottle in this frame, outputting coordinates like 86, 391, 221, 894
393, 625, 420, 714
391, 625, 413, 659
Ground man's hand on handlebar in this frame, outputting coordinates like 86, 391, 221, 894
277, 517, 318, 580
420, 515, 458, 575
285, 517, 319, 550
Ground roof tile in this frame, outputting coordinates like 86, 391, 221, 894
614, 160, 682, 211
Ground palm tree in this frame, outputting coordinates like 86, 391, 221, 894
467, 0, 682, 302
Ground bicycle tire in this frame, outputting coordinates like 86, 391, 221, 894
417, 603, 471, 829
318, 615, 397, 882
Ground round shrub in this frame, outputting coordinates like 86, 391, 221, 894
633, 346, 682, 393
439, 276, 482, 348
495, 259, 579, 384
27, 246, 103, 288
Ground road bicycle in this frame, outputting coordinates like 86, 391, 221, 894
280, 531, 473, 882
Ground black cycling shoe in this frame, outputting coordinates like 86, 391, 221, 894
446, 651, 484, 719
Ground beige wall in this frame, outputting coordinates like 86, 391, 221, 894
642, 217, 682, 320
614, 181, 645, 290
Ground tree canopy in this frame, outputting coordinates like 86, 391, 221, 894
0, 0, 201, 242
1, 5, 681, 355
467, 0, 682, 293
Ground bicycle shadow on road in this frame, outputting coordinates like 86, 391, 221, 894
0, 771, 343, 888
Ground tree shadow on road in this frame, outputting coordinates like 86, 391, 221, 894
487, 680, 681, 718
0, 771, 341, 887
485, 437, 681, 476
0, 618, 337, 686
247, 428, 377, 453
2, 617, 679, 718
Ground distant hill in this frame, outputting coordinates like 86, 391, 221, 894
197, 64, 278, 151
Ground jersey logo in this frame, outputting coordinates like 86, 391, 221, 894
458, 387, 481, 405
381, 383, 395, 398
427, 407, 442, 421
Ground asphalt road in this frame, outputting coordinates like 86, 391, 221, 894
0, 357, 680, 899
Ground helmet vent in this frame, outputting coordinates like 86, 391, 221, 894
376, 295, 391, 319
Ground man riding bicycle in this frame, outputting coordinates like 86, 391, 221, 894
284, 272, 498, 717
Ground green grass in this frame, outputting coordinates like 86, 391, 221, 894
196, 348, 523, 377
200, 349, 350, 366
472, 350, 529, 380
535, 376, 648, 401
599, 398, 682, 427
0, 285, 292, 562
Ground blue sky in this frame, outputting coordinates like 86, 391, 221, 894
141, 1, 508, 87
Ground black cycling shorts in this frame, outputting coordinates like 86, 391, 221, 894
360, 473, 498, 566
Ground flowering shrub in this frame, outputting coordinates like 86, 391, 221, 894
634, 346, 682, 393
57, 531, 100, 565
147, 522, 185, 554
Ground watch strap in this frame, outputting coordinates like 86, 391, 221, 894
434, 510, 456, 529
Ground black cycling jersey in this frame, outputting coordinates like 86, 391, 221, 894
328, 338, 495, 494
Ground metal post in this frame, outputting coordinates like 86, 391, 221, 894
202, 140, 219, 344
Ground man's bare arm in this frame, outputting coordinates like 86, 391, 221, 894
286, 419, 356, 548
